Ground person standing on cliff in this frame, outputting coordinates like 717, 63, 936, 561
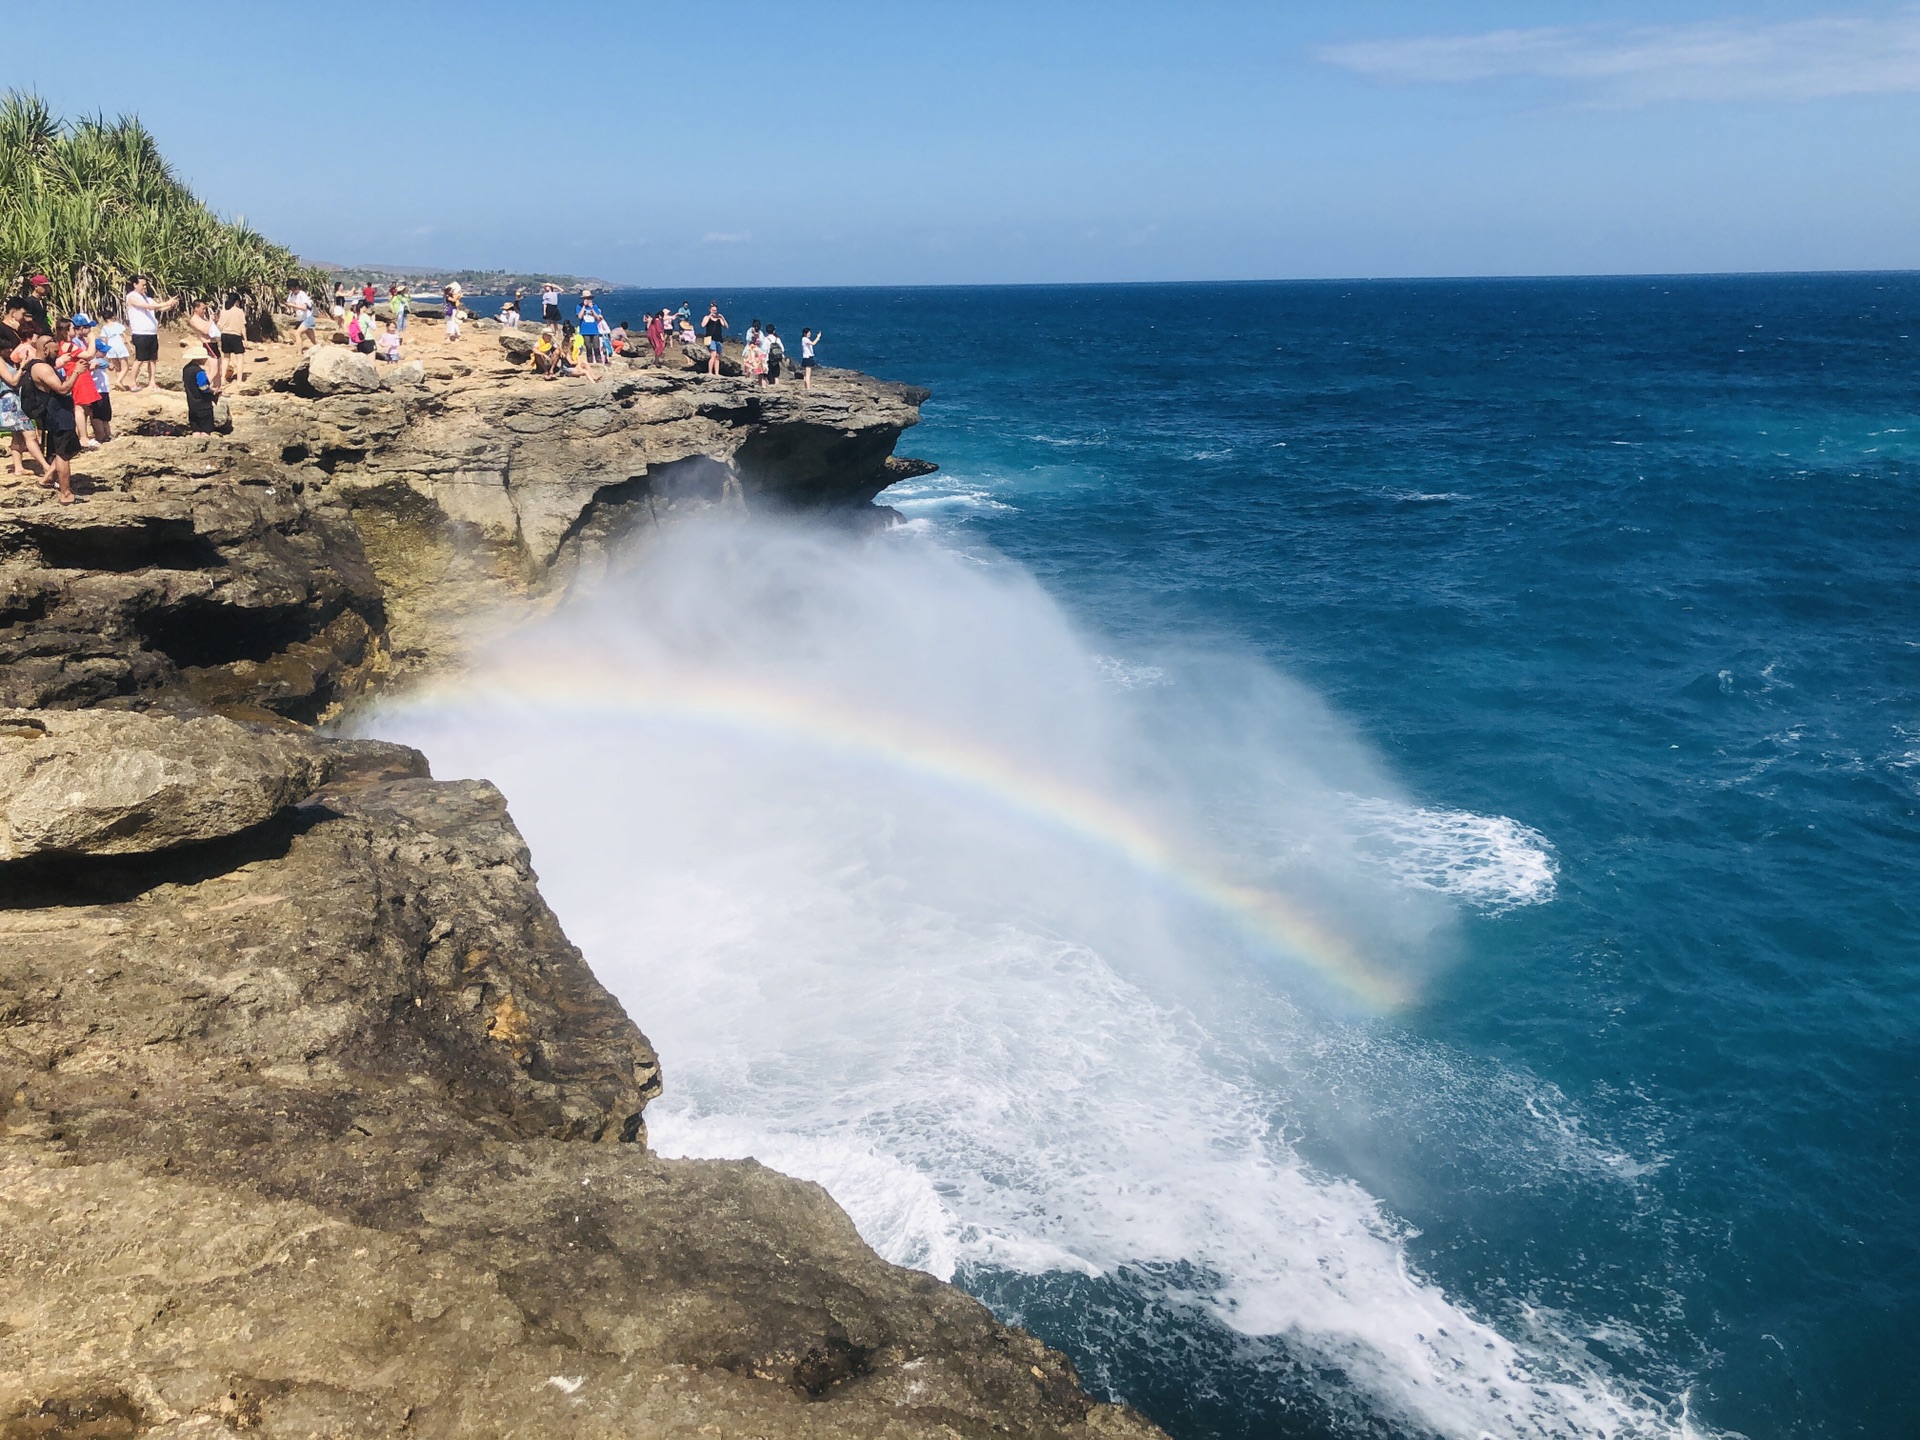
800, 327, 823, 390
541, 282, 562, 327
122, 276, 179, 392
217, 293, 249, 385
285, 282, 317, 354
646, 310, 666, 364
577, 292, 604, 363
392, 284, 410, 338
703, 303, 727, 377
24, 335, 84, 504
11, 275, 52, 336
0, 303, 50, 481
764, 325, 784, 385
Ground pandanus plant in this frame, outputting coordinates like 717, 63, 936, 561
0, 90, 325, 335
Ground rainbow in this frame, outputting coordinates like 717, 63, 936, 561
381, 663, 1415, 1010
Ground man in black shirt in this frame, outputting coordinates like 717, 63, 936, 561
11, 273, 52, 336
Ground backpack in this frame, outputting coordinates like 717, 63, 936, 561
17, 363, 51, 422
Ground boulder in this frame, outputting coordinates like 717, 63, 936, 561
305, 343, 383, 395
497, 330, 537, 363
380, 359, 426, 387
0, 707, 329, 860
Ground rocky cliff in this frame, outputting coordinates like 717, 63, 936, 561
0, 332, 1165, 1439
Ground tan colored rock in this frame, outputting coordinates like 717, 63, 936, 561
0, 750, 1161, 1440
0, 707, 329, 859
305, 343, 383, 394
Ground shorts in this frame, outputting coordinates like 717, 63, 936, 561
88, 396, 112, 422
43, 424, 81, 461
0, 388, 25, 430
299, 315, 316, 330
131, 334, 159, 362
707, 337, 722, 353
220, 334, 245, 355
355, 340, 376, 355
802, 357, 815, 370
543, 304, 561, 322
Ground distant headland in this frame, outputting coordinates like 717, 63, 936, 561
307, 261, 629, 296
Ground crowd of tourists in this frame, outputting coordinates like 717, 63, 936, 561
497, 286, 826, 389
0, 270, 260, 503
2, 265, 836, 504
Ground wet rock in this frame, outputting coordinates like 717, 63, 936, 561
0, 706, 328, 859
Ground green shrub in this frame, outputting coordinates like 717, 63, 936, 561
0, 91, 323, 333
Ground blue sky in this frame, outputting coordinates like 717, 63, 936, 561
8, 1, 1919, 284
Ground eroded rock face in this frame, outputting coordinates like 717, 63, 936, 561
0, 740, 1158, 1440
0, 466, 384, 720
0, 342, 1167, 1439
0, 707, 329, 859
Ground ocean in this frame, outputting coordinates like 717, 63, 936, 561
376, 277, 1920, 1439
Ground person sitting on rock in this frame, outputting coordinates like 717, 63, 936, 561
558, 322, 591, 378
347, 304, 376, 355
531, 326, 559, 376
375, 319, 401, 362
498, 297, 521, 330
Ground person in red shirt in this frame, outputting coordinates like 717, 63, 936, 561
361, 281, 376, 307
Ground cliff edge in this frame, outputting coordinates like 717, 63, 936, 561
0, 330, 1165, 1439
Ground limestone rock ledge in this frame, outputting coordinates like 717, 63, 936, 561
0, 347, 1168, 1438
0, 729, 1156, 1437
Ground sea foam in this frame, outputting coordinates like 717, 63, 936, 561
363, 517, 1694, 1440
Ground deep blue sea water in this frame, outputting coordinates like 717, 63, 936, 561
487, 278, 1920, 1439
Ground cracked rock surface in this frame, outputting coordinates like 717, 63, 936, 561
0, 332, 1165, 1439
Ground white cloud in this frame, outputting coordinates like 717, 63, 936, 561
1316, 10, 1920, 104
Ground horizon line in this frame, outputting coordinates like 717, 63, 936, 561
369, 266, 1920, 293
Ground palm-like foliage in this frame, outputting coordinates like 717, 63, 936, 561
0, 90, 322, 331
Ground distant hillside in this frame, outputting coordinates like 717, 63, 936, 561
311, 263, 628, 296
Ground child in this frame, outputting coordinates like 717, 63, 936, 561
84, 330, 113, 444
375, 319, 401, 362
98, 316, 129, 383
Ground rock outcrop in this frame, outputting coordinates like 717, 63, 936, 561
0, 334, 1166, 1439
0, 465, 383, 721
0, 707, 328, 859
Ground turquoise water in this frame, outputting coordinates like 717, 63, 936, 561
505, 279, 1920, 1438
